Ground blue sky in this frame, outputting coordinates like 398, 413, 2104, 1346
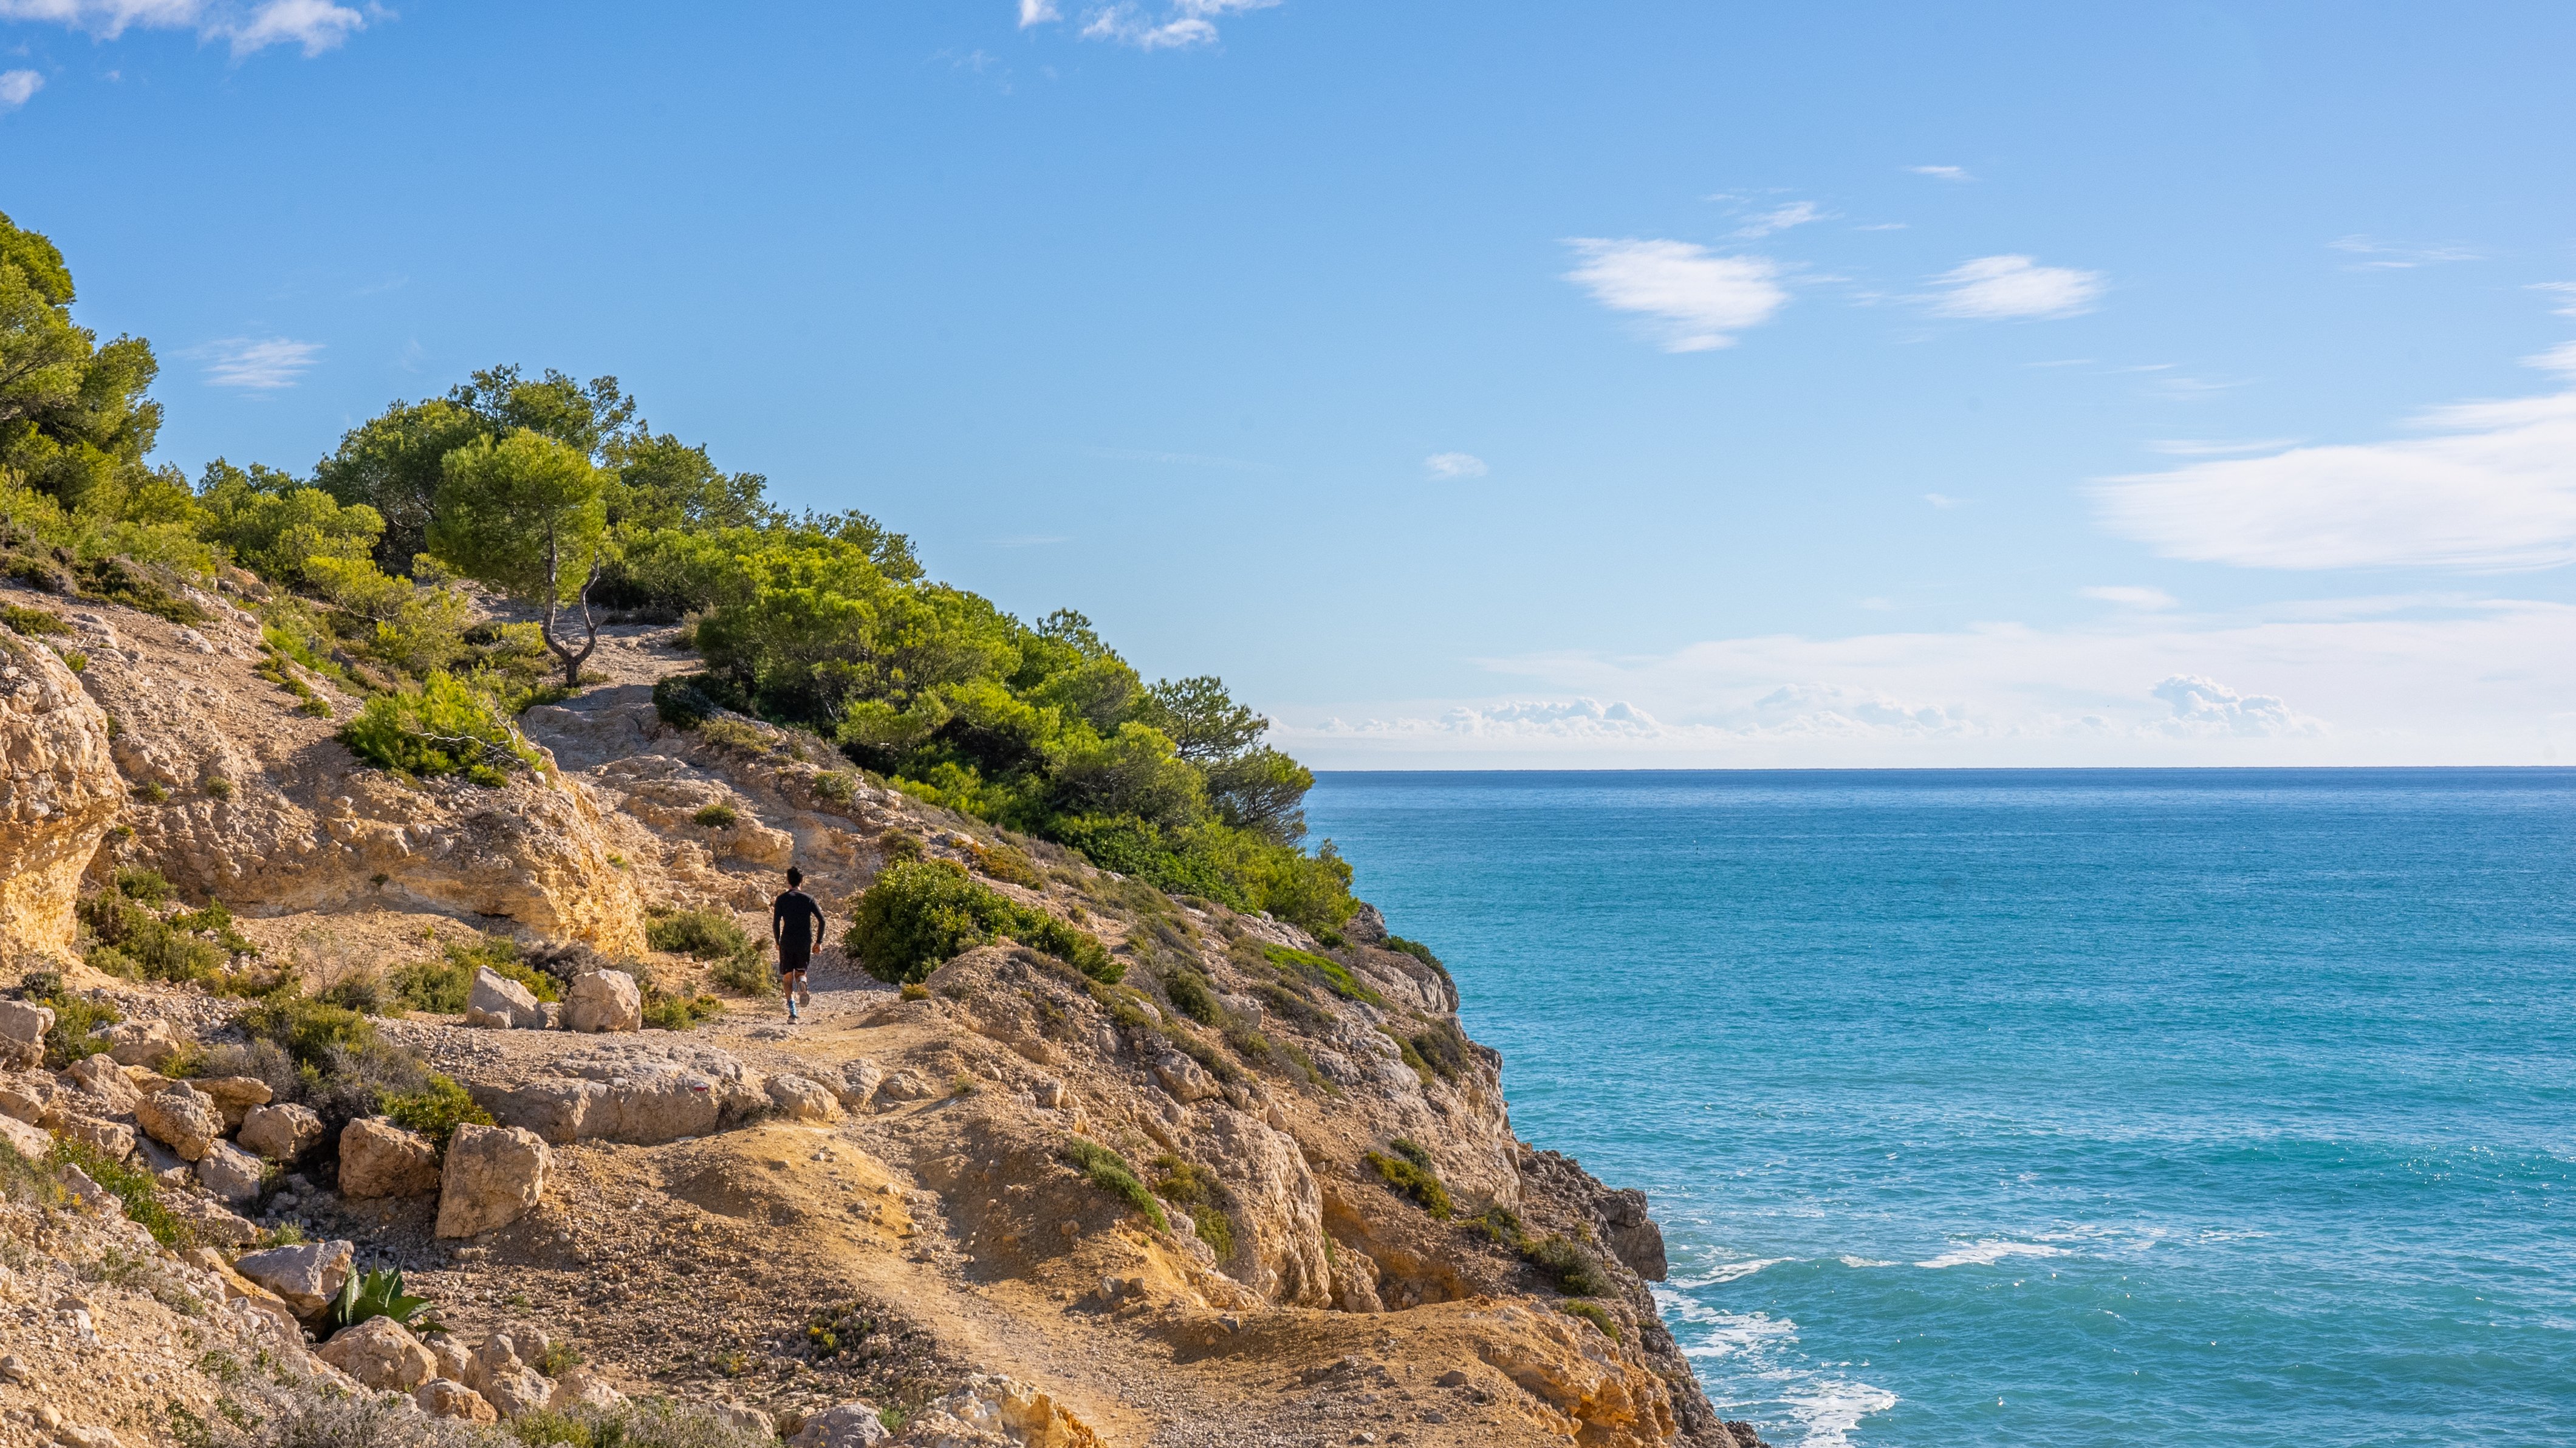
7, 1, 2575, 765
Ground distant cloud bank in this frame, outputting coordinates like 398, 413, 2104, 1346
1019, 0, 1277, 49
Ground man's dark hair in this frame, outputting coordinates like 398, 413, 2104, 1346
786, 866, 804, 887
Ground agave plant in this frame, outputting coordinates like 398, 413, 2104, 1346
320, 1266, 447, 1340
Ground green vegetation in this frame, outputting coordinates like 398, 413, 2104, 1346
644, 907, 752, 959
1061, 1138, 1166, 1232
388, 934, 560, 1013
504, 1399, 776, 1448
1364, 1139, 1454, 1220
690, 801, 739, 829
1559, 1300, 1620, 1342
846, 859, 1119, 986
1262, 943, 1382, 1005
380, 1074, 494, 1149
18, 969, 120, 1067
1, 600, 66, 635
1149, 1155, 1235, 1258
338, 670, 543, 787
1523, 1233, 1614, 1297
707, 951, 776, 997
48, 1137, 193, 1248
320, 1268, 446, 1340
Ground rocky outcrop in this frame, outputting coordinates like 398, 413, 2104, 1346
792, 1402, 892, 1446
472, 1042, 769, 1145
436, 1123, 550, 1237
134, 1082, 224, 1161
339, 1116, 444, 1198
0, 629, 123, 961
0, 1002, 50, 1071
233, 1238, 355, 1315
465, 966, 542, 1030
238, 1101, 324, 1160
315, 1316, 437, 1390
564, 968, 642, 1033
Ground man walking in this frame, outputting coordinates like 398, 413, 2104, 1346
772, 866, 826, 1023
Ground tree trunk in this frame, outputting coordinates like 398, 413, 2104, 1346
536, 525, 601, 691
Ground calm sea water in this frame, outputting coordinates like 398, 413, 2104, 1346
1303, 770, 2576, 1448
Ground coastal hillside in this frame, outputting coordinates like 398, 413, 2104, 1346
0, 212, 1749, 1448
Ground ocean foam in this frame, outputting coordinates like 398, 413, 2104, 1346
1913, 1238, 2071, 1269
1785, 1378, 1899, 1448
1837, 1255, 1897, 1268
1675, 1309, 1800, 1360
1672, 1257, 1794, 1288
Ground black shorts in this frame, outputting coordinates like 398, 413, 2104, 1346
779, 952, 810, 976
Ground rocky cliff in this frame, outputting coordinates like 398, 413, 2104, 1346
0, 581, 1752, 1448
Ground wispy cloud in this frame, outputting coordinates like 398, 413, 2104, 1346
2534, 282, 2576, 318
0, 68, 40, 109
1927, 255, 2103, 319
2147, 437, 2304, 457
2081, 585, 2178, 610
1733, 200, 1828, 239
0, 0, 370, 55
1909, 165, 1972, 181
1563, 238, 1787, 352
1024, 0, 1276, 49
197, 336, 322, 390
1923, 493, 1965, 509
2095, 331, 2576, 571
1423, 452, 1487, 480
2329, 234, 2482, 271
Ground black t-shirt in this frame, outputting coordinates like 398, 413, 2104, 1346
772, 889, 825, 961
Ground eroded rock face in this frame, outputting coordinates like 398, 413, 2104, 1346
102, 1019, 185, 1070
1196, 1106, 1332, 1306
473, 1042, 767, 1145
790, 1402, 891, 1446
338, 1117, 443, 1198
238, 1102, 324, 1161
0, 630, 123, 961
900, 1375, 1101, 1448
134, 1082, 224, 1161
436, 1123, 549, 1238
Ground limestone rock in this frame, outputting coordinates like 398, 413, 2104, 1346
832, 1057, 886, 1111
56, 1161, 118, 1216
476, 1043, 767, 1144
61, 1054, 139, 1113
874, 1070, 936, 1106
1197, 1106, 1331, 1305
715, 1404, 776, 1436
903, 1375, 1100, 1448
430, 1337, 473, 1384
0, 1112, 47, 1160
564, 968, 642, 1033
54, 1113, 134, 1160
102, 1019, 186, 1070
792, 1401, 892, 1446
0, 1002, 52, 1071
194, 1075, 273, 1128
465, 968, 541, 1030
317, 1315, 437, 1390
159, 1190, 259, 1247
0, 1069, 51, 1122
1599, 1187, 1669, 1282
545, 1367, 625, 1412
339, 1117, 444, 1198
416, 1378, 498, 1422
233, 1238, 354, 1315
134, 1082, 224, 1160
0, 634, 123, 960
1151, 1052, 1221, 1104
766, 1073, 840, 1122
194, 1139, 267, 1205
481, 1363, 552, 1418
239, 1101, 325, 1160
436, 1122, 549, 1237
54, 1426, 122, 1448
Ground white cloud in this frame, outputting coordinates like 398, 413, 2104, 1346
1563, 238, 1787, 352
1923, 492, 1964, 509
2537, 282, 2576, 318
2096, 338, 2576, 571
2080, 585, 2177, 610
0, 68, 38, 108
0, 0, 366, 54
1277, 595, 2576, 767
1423, 452, 1486, 480
1017, 0, 1058, 24
1734, 200, 1827, 239
2329, 235, 2482, 270
2146, 437, 2305, 457
197, 336, 321, 389
1909, 165, 1971, 181
1927, 254, 2103, 319
1067, 0, 1274, 49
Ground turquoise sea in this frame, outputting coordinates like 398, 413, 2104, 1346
1303, 770, 2576, 1448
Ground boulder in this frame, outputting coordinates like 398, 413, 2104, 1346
232, 1238, 354, 1316
416, 1379, 498, 1423
194, 1076, 273, 1129
430, 1337, 473, 1384
0, 1070, 52, 1124
239, 1102, 326, 1161
478, 1044, 768, 1145
545, 1367, 625, 1412
0, 635, 123, 960
1151, 1053, 1221, 1104
316, 1315, 436, 1390
55, 1162, 118, 1217
465, 967, 541, 1030
564, 969, 642, 1033
714, 1404, 776, 1436
194, 1140, 267, 1206
0, 1002, 52, 1071
789, 1402, 892, 1446
338, 1117, 443, 1198
765, 1073, 840, 1122
832, 1058, 886, 1112
874, 1070, 936, 1106
1599, 1186, 1669, 1282
905, 1375, 1100, 1448
0, 1113, 47, 1161
481, 1363, 552, 1418
61, 1054, 139, 1113
55, 1113, 134, 1161
436, 1123, 549, 1238
135, 1133, 190, 1186
158, 1190, 259, 1247
134, 1082, 224, 1160
102, 1019, 186, 1070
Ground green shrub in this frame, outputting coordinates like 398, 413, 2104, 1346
640, 983, 723, 1030
650, 673, 721, 728
1364, 1142, 1453, 1220
393, 935, 559, 1011
48, 1138, 193, 1248
847, 859, 1120, 986
320, 1268, 447, 1340
691, 801, 739, 829
967, 840, 1042, 888
645, 908, 752, 960
1062, 1139, 1166, 1231
1385, 934, 1451, 981
1160, 966, 1222, 1026
1560, 1300, 1620, 1342
1149, 1156, 1234, 1257
694, 717, 771, 754
338, 670, 540, 785
37, 987, 120, 1068
240, 993, 377, 1070
811, 770, 856, 803
506, 1398, 776, 1447
380, 1074, 492, 1149
1264, 944, 1381, 1006
0, 601, 67, 635
708, 951, 776, 998
1523, 1233, 1613, 1297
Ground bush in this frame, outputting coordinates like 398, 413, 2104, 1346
651, 673, 722, 728
506, 1399, 776, 1448
1263, 944, 1382, 1006
0, 600, 67, 635
645, 908, 752, 960
1150, 1155, 1233, 1258
1560, 1300, 1620, 1342
36, 986, 119, 1068
391, 935, 560, 1013
639, 978, 724, 1031
49, 1138, 193, 1248
1523, 1233, 1613, 1297
846, 859, 1119, 986
338, 671, 540, 785
691, 801, 739, 829
380, 1074, 492, 1149
1159, 966, 1223, 1026
1363, 1141, 1453, 1220
1063, 1139, 1166, 1232
708, 951, 776, 998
